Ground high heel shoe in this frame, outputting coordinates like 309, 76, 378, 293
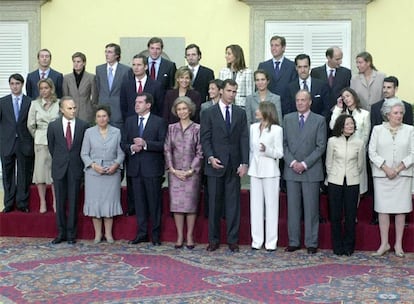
174, 243, 183, 249
371, 244, 390, 256
186, 244, 195, 250
395, 251, 405, 258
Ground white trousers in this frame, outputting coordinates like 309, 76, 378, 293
250, 176, 280, 250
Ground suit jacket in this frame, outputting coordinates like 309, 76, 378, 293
62, 71, 98, 124
122, 113, 167, 177
245, 91, 282, 126
257, 58, 297, 112
47, 117, 89, 180
200, 103, 249, 177
148, 58, 177, 92
95, 62, 131, 127
369, 123, 414, 177
370, 99, 413, 131
326, 134, 364, 186
192, 65, 215, 102
219, 67, 253, 107
0, 94, 33, 157
248, 123, 283, 178
350, 70, 386, 111
81, 125, 125, 175
283, 111, 327, 182
200, 100, 215, 120
284, 77, 330, 117
310, 64, 351, 110
26, 68, 64, 99
120, 71, 165, 120
163, 89, 202, 124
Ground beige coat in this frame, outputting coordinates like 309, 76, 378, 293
350, 70, 385, 111
326, 134, 364, 186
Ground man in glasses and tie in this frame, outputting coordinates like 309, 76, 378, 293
285, 54, 330, 118
122, 93, 167, 246
96, 43, 130, 130
311, 46, 352, 115
26, 49, 63, 99
0, 74, 34, 213
283, 90, 327, 254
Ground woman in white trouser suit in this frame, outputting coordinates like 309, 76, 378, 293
248, 102, 283, 251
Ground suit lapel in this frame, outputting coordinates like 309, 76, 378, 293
212, 104, 228, 134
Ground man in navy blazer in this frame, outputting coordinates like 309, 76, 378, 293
257, 35, 297, 116
284, 54, 330, 118
200, 79, 249, 253
310, 47, 352, 112
0, 74, 34, 213
96, 43, 131, 129
120, 54, 164, 120
147, 37, 177, 92
47, 97, 89, 244
122, 93, 167, 246
185, 44, 215, 102
26, 49, 63, 99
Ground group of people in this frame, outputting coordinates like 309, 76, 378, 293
0, 35, 413, 257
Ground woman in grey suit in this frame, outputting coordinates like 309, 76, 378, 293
246, 69, 282, 126
81, 105, 125, 243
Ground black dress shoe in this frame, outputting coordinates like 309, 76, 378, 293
128, 235, 149, 244
266, 248, 276, 252
307, 247, 317, 254
152, 241, 161, 246
285, 246, 301, 252
228, 244, 239, 252
67, 240, 77, 244
2, 206, 13, 213
51, 237, 66, 244
206, 243, 219, 252
17, 207, 29, 213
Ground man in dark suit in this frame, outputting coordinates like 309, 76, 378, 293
283, 90, 327, 254
147, 37, 177, 92
0, 74, 34, 213
47, 97, 88, 244
26, 49, 63, 99
257, 35, 297, 116
96, 43, 130, 129
122, 93, 167, 246
185, 43, 215, 102
200, 79, 249, 253
284, 54, 330, 118
311, 46, 352, 112
120, 54, 165, 120
369, 76, 413, 225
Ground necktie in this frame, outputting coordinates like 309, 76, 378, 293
138, 116, 144, 137
137, 80, 143, 93
328, 69, 335, 87
150, 62, 156, 80
225, 105, 231, 131
66, 121, 72, 149
299, 114, 305, 129
13, 97, 20, 121
274, 61, 280, 78
303, 80, 309, 91
108, 67, 114, 90
191, 68, 195, 84
41, 72, 46, 79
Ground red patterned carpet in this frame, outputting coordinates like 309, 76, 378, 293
1, 237, 414, 303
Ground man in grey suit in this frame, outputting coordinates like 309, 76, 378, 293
201, 79, 249, 253
283, 90, 327, 254
63, 52, 98, 125
26, 48, 63, 99
96, 43, 130, 129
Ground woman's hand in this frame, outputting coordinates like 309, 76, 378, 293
382, 164, 397, 179
259, 143, 266, 152
336, 96, 344, 108
105, 163, 120, 175
91, 163, 106, 175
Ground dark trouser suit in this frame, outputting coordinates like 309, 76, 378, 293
207, 166, 240, 245
132, 176, 162, 242
54, 170, 81, 240
1, 148, 33, 209
328, 181, 359, 254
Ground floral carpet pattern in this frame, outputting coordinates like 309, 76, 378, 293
1, 237, 414, 303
